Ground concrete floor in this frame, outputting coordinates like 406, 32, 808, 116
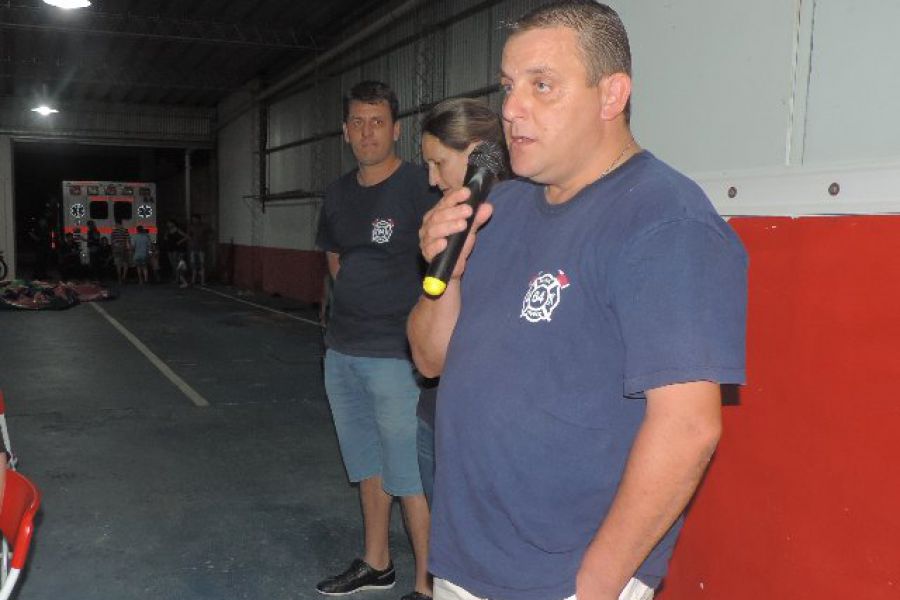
0, 284, 418, 600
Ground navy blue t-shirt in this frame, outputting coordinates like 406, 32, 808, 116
430, 151, 747, 600
317, 162, 439, 359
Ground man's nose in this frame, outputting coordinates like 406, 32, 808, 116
502, 87, 525, 122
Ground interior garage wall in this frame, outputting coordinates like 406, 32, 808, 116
217, 0, 547, 303
217, 89, 264, 289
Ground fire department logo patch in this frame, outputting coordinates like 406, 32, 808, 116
520, 270, 571, 323
371, 218, 395, 244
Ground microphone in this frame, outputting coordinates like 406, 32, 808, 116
422, 142, 505, 297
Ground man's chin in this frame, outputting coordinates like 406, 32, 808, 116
356, 155, 386, 167
510, 160, 539, 182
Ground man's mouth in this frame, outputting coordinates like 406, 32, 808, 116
510, 135, 535, 146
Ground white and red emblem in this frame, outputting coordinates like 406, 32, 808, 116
520, 270, 571, 323
371, 218, 395, 244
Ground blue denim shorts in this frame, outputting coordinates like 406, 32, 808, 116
324, 349, 423, 496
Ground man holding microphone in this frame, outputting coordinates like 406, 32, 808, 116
408, 2, 748, 599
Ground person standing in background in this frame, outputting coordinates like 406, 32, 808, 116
27, 217, 51, 280
415, 97, 508, 503
163, 219, 188, 284
110, 218, 131, 284
187, 214, 209, 286
315, 80, 439, 600
86, 220, 102, 280
132, 225, 151, 285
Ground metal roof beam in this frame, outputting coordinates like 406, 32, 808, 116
0, 58, 238, 93
0, 3, 317, 50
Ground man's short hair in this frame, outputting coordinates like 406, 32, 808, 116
510, 1, 632, 119
342, 80, 399, 123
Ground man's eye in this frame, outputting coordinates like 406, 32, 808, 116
536, 81, 551, 92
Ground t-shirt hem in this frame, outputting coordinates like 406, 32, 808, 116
433, 563, 660, 600
625, 366, 745, 397
634, 573, 661, 589
326, 343, 411, 360
432, 564, 576, 600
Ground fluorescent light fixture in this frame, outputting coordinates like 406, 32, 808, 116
42, 0, 92, 8
31, 105, 60, 116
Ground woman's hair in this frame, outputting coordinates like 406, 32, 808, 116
422, 98, 508, 172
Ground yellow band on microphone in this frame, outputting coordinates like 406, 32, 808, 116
422, 276, 448, 297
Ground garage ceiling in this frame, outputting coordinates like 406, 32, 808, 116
0, 0, 401, 107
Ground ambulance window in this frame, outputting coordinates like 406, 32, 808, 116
114, 201, 132, 221
90, 200, 109, 219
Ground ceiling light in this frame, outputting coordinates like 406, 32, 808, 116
42, 0, 92, 8
31, 105, 60, 116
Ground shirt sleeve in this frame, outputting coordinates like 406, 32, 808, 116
611, 218, 748, 397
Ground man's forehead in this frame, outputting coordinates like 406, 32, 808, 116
501, 27, 577, 74
347, 100, 391, 117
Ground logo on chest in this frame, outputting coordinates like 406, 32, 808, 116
371, 218, 395, 244
520, 270, 571, 323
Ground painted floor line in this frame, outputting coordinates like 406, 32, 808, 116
198, 285, 324, 328
90, 302, 211, 408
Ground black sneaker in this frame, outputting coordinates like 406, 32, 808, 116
316, 558, 396, 596
399, 592, 432, 600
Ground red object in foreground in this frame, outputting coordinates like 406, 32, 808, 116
0, 470, 41, 599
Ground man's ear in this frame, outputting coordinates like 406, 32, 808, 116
600, 73, 632, 121
392, 120, 401, 142
342, 123, 350, 144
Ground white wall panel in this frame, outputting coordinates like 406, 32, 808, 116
802, 0, 900, 165
612, 0, 799, 174
218, 107, 256, 247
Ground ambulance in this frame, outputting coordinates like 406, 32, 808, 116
61, 181, 158, 263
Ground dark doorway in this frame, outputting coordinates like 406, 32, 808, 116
13, 142, 212, 280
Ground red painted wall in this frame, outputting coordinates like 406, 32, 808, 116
660, 216, 900, 599
218, 243, 327, 305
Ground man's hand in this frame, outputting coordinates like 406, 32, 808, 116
575, 569, 622, 600
419, 187, 493, 280
575, 381, 722, 600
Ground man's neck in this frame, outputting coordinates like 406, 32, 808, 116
357, 155, 402, 187
545, 129, 639, 204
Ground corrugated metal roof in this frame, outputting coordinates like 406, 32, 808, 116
0, 0, 403, 108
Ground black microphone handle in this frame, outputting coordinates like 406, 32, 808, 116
422, 166, 496, 297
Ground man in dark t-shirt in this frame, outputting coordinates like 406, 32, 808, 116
315, 81, 439, 600
408, 4, 748, 600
